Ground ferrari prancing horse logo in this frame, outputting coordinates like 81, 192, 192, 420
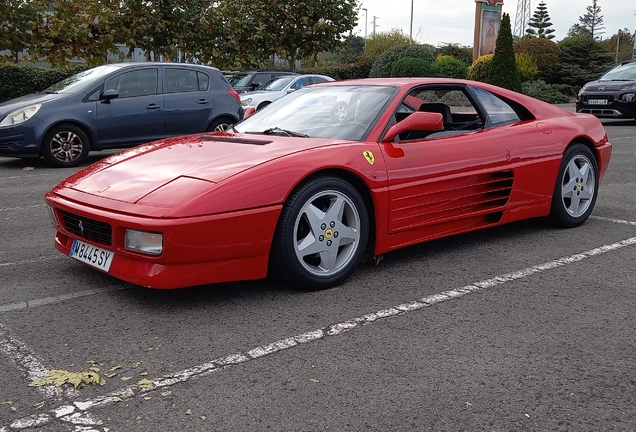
363, 150, 375, 165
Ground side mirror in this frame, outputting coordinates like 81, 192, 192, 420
286, 88, 296, 94
100, 88, 119, 101
382, 111, 444, 142
249, 83, 259, 90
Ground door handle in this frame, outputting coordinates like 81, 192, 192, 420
146, 103, 160, 109
197, 99, 210, 105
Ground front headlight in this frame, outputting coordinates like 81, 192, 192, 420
0, 104, 42, 127
46, 205, 59, 228
241, 98, 252, 106
125, 229, 163, 256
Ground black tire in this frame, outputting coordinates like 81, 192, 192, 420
549, 143, 598, 228
270, 176, 369, 290
257, 101, 271, 111
206, 117, 234, 132
42, 124, 90, 168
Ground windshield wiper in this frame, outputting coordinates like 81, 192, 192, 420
262, 127, 309, 138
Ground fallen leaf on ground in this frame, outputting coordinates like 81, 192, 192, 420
185, 409, 192, 415
112, 397, 122, 402
309, 378, 319, 383
161, 391, 172, 397
109, 365, 122, 371
105, 372, 118, 378
29, 369, 105, 389
138, 378, 154, 389
22, 167, 34, 171
139, 372, 148, 376
143, 397, 152, 400
1, 401, 13, 405
120, 376, 133, 381
200, 416, 206, 420
33, 401, 45, 409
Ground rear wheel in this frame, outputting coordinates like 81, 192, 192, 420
42, 123, 90, 168
206, 117, 234, 132
270, 176, 369, 290
549, 143, 598, 227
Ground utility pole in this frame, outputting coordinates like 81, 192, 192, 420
372, 16, 379, 37
616, 29, 621, 63
363, 8, 368, 48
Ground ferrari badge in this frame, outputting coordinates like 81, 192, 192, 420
363, 150, 375, 165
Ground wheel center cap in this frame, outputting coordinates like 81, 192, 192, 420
324, 228, 333, 239
576, 182, 583, 191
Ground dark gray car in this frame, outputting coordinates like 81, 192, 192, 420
0, 62, 243, 167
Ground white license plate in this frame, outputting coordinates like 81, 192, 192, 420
69, 239, 114, 272
588, 99, 608, 105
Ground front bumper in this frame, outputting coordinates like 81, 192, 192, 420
576, 91, 636, 119
0, 118, 47, 158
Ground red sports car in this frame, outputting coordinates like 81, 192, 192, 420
45, 78, 612, 290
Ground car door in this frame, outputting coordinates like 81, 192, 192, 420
382, 86, 518, 235
96, 67, 165, 146
163, 67, 213, 136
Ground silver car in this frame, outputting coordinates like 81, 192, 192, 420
240, 74, 334, 112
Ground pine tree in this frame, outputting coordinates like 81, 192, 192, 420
526, 2, 555, 39
488, 13, 522, 92
579, 0, 605, 41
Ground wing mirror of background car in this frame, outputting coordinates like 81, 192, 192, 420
382, 112, 444, 142
249, 83, 259, 91
100, 88, 120, 102
286, 88, 296, 94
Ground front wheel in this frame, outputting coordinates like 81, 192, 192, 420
270, 176, 369, 290
549, 143, 598, 228
206, 117, 234, 132
42, 124, 90, 168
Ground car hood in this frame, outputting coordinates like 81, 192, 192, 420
55, 132, 349, 205
583, 80, 636, 91
0, 92, 71, 115
241, 90, 285, 101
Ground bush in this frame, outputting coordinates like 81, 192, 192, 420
369, 44, 436, 78
467, 54, 493, 82
391, 57, 436, 77
513, 37, 561, 83
515, 52, 538, 82
522, 80, 571, 103
435, 56, 468, 79
0, 64, 88, 103
436, 43, 474, 66
299, 59, 373, 80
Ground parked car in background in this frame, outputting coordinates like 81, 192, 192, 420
229, 70, 297, 93
240, 74, 335, 115
0, 62, 242, 167
576, 59, 636, 120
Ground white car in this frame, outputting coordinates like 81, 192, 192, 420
240, 74, 334, 114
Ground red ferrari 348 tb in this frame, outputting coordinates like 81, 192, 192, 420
45, 78, 612, 290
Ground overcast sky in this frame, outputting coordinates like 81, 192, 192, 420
353, 0, 630, 47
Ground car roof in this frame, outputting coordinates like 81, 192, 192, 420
107, 62, 222, 72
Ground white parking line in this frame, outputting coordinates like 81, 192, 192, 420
0, 203, 47, 212
590, 215, 636, 226
0, 285, 128, 313
0, 256, 61, 268
3, 234, 636, 430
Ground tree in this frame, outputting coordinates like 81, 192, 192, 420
0, 0, 43, 63
558, 37, 614, 87
513, 37, 561, 82
567, 23, 592, 40
338, 35, 365, 63
599, 29, 634, 63
579, 0, 605, 41
33, 0, 122, 67
488, 13, 521, 92
525, 1, 555, 39
268, 0, 359, 70
364, 28, 411, 59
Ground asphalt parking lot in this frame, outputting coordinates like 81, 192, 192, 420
0, 112, 634, 431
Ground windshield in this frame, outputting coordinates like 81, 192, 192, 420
230, 74, 250, 86
44, 65, 123, 93
233, 85, 397, 141
259, 76, 296, 91
600, 64, 636, 81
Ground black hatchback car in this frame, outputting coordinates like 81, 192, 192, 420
0, 62, 243, 167
576, 60, 636, 120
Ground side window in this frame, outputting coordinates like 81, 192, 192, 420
394, 87, 483, 140
197, 72, 209, 91
166, 68, 199, 93
87, 87, 102, 102
310, 76, 328, 84
471, 87, 520, 125
292, 77, 311, 90
106, 69, 158, 98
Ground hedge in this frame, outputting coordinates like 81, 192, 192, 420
0, 64, 88, 103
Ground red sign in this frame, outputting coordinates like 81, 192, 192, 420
476, 0, 503, 5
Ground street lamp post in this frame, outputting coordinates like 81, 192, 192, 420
409, 0, 414, 44
363, 8, 368, 49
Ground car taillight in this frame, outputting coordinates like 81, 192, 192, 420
243, 107, 256, 118
228, 89, 241, 103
